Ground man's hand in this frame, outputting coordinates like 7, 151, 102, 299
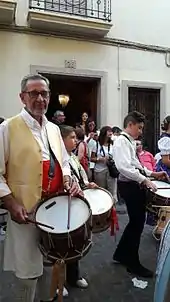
64, 177, 84, 197
142, 178, 157, 192
2, 194, 28, 224
87, 182, 98, 189
152, 171, 170, 182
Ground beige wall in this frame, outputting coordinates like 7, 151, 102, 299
0, 31, 170, 127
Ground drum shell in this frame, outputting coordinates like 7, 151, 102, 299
36, 194, 92, 263
147, 190, 170, 207
92, 209, 112, 233
83, 187, 114, 233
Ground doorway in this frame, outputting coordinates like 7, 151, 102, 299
128, 87, 160, 154
41, 73, 100, 127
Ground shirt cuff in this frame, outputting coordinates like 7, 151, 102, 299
0, 183, 12, 198
137, 174, 146, 184
144, 167, 152, 177
62, 167, 71, 177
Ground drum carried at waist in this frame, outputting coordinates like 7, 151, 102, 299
35, 193, 92, 264
83, 187, 114, 233
147, 180, 170, 206
147, 180, 170, 239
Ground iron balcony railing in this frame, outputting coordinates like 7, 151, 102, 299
29, 0, 112, 22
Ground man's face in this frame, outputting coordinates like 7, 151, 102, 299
20, 79, 50, 117
128, 122, 144, 139
56, 113, 65, 123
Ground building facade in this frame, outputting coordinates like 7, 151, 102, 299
0, 0, 170, 152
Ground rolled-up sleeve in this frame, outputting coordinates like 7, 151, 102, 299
58, 128, 71, 177
0, 122, 12, 197
113, 139, 146, 184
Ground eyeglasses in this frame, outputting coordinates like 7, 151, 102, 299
24, 90, 50, 99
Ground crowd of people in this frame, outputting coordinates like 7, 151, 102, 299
0, 73, 170, 301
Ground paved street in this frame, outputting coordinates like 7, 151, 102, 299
0, 206, 158, 302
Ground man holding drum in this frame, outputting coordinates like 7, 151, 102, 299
0, 74, 80, 301
113, 111, 168, 278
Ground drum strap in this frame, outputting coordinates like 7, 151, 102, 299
121, 134, 147, 177
46, 129, 57, 179
69, 164, 86, 190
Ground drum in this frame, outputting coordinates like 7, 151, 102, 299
35, 193, 92, 263
154, 220, 170, 302
147, 180, 170, 206
154, 207, 170, 236
83, 187, 114, 233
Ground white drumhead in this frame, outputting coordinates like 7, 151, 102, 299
83, 188, 113, 215
36, 195, 90, 234
152, 180, 170, 198
152, 180, 170, 189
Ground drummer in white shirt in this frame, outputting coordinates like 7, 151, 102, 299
113, 111, 168, 278
60, 125, 98, 290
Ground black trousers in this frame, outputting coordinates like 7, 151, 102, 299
66, 260, 80, 286
114, 181, 146, 267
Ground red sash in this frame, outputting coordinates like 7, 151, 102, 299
42, 160, 63, 195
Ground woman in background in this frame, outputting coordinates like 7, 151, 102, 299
80, 112, 88, 132
75, 127, 89, 173
91, 126, 117, 203
156, 116, 170, 176
84, 118, 97, 180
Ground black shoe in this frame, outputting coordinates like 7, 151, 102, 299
127, 264, 154, 278
113, 255, 129, 267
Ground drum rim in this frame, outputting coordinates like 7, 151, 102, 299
83, 186, 114, 205
34, 192, 92, 234
83, 187, 116, 210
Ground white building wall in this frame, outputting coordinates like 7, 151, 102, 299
16, 0, 170, 46
1, 31, 170, 127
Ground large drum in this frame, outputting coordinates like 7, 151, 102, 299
147, 180, 170, 206
154, 220, 170, 302
35, 193, 92, 263
83, 187, 114, 233
153, 207, 170, 238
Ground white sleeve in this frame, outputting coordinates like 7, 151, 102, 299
158, 137, 170, 155
0, 121, 12, 197
57, 128, 71, 177
113, 139, 146, 183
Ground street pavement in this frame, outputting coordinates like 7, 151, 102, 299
0, 205, 158, 302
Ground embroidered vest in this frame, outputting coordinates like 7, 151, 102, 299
6, 115, 63, 212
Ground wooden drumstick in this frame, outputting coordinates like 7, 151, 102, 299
27, 218, 54, 230
67, 194, 71, 230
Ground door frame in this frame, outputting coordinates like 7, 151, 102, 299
30, 65, 107, 127
121, 80, 166, 127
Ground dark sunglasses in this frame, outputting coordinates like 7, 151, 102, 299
24, 90, 50, 99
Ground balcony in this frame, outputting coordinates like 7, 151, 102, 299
0, 0, 16, 24
28, 0, 112, 37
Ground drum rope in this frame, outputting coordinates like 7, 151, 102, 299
48, 232, 55, 249
67, 232, 73, 248
84, 222, 88, 240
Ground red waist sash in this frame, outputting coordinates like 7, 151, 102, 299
42, 160, 63, 195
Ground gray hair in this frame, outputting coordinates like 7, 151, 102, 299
54, 110, 64, 117
21, 74, 50, 92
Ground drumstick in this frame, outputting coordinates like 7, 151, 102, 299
27, 218, 54, 230
67, 194, 71, 230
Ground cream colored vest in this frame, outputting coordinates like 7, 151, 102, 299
6, 115, 63, 212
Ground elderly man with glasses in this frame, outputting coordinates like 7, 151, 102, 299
0, 74, 80, 301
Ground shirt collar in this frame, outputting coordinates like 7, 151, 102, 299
121, 131, 135, 142
20, 108, 48, 129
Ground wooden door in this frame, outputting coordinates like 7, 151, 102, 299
128, 87, 160, 154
